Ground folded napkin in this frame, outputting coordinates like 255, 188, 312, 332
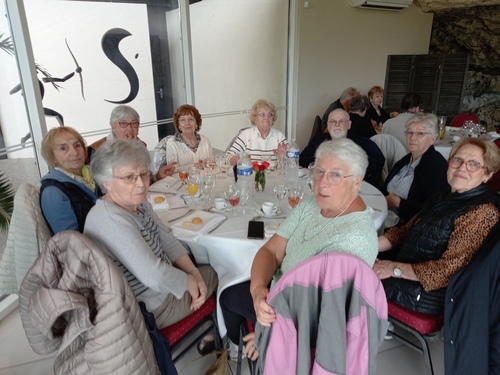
171, 211, 226, 240
149, 176, 180, 193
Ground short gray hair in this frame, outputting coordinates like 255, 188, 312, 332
405, 113, 438, 137
339, 87, 360, 102
90, 139, 151, 192
109, 105, 140, 127
315, 139, 368, 179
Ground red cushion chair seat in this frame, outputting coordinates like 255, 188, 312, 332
160, 295, 216, 347
388, 300, 444, 335
449, 113, 479, 127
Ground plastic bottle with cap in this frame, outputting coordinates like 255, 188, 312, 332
236, 152, 253, 198
285, 139, 300, 184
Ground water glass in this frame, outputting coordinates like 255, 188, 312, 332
225, 184, 240, 216
273, 184, 287, 210
203, 156, 216, 175
215, 154, 226, 176
287, 186, 304, 209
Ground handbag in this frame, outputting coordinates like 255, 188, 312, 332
139, 302, 178, 375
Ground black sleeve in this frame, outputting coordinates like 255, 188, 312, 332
299, 134, 328, 168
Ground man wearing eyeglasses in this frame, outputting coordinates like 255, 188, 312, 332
300, 108, 385, 188
86, 105, 148, 164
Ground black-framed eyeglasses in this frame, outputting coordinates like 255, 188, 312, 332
404, 130, 430, 138
327, 119, 349, 126
448, 157, 486, 172
312, 168, 353, 185
118, 121, 140, 128
113, 171, 151, 184
257, 112, 274, 118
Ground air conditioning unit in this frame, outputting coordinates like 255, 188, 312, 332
350, 0, 412, 11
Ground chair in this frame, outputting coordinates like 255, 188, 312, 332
0, 183, 51, 295
254, 252, 388, 375
370, 134, 408, 182
160, 295, 221, 362
387, 301, 444, 375
449, 113, 479, 127
236, 319, 255, 375
225, 127, 251, 153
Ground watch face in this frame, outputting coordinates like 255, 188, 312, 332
393, 267, 403, 278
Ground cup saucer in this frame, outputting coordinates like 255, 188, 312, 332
210, 207, 229, 213
259, 208, 282, 218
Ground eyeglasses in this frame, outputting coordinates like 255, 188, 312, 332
257, 112, 274, 118
113, 171, 151, 184
313, 168, 353, 185
405, 130, 430, 138
117, 121, 140, 128
327, 119, 349, 126
448, 157, 486, 172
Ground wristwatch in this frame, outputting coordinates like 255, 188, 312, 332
393, 264, 403, 278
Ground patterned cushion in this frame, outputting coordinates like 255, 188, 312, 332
160, 296, 216, 347
388, 301, 444, 335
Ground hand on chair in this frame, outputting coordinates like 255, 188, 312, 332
243, 332, 259, 361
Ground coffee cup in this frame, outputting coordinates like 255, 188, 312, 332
262, 202, 278, 216
452, 135, 461, 142
214, 198, 227, 210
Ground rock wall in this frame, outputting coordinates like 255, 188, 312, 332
429, 5, 500, 129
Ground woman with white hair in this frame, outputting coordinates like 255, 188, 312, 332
219, 138, 378, 360
382, 113, 449, 225
84, 139, 218, 329
87, 105, 147, 163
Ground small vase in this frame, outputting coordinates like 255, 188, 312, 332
255, 170, 266, 192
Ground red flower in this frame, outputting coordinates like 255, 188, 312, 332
252, 160, 270, 172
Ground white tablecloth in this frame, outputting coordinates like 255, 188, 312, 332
434, 127, 497, 160
151, 170, 388, 337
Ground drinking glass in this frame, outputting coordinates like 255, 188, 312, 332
203, 155, 216, 175
273, 184, 287, 211
239, 187, 250, 214
277, 153, 286, 176
225, 184, 240, 217
287, 186, 304, 209
201, 174, 216, 208
187, 175, 199, 204
438, 116, 447, 140
179, 168, 189, 188
215, 154, 226, 177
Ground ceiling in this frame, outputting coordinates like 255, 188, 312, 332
415, 0, 500, 12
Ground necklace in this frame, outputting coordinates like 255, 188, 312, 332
300, 199, 355, 243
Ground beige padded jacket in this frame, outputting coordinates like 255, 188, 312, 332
19, 231, 160, 375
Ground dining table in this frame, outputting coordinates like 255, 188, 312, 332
149, 167, 388, 338
434, 127, 499, 160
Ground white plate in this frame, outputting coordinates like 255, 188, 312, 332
148, 194, 169, 211
259, 208, 283, 218
171, 211, 225, 234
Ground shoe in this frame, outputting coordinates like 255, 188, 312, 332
197, 337, 216, 355
385, 321, 394, 340
228, 340, 246, 362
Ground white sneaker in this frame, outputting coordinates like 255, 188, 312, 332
228, 341, 246, 362
385, 321, 394, 340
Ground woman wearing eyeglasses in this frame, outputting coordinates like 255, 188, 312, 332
40, 126, 98, 235
381, 113, 449, 226
86, 105, 147, 164
85, 139, 218, 330
225, 99, 287, 166
153, 104, 212, 179
374, 137, 500, 316
219, 139, 378, 361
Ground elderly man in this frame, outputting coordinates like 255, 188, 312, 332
300, 108, 385, 188
321, 87, 360, 132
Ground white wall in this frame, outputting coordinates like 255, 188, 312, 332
294, 1, 433, 149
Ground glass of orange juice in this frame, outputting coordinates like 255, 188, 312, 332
187, 175, 199, 204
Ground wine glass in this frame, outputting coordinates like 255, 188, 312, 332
203, 155, 216, 175
225, 184, 240, 217
179, 168, 189, 188
287, 186, 304, 209
273, 184, 287, 211
187, 175, 199, 204
215, 154, 226, 177
438, 116, 447, 140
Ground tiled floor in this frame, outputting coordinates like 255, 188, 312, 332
0, 306, 444, 375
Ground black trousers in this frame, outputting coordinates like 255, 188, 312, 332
219, 281, 257, 345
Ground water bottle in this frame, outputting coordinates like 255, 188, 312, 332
237, 153, 253, 197
285, 139, 300, 184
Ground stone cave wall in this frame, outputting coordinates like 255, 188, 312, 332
429, 5, 500, 130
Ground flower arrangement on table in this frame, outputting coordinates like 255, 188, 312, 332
252, 160, 270, 192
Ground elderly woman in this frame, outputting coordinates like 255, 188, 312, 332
374, 138, 500, 316
219, 139, 378, 360
40, 126, 97, 234
225, 99, 287, 166
87, 105, 147, 163
84, 139, 218, 331
348, 95, 377, 138
382, 113, 449, 225
365, 86, 395, 130
153, 104, 212, 178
